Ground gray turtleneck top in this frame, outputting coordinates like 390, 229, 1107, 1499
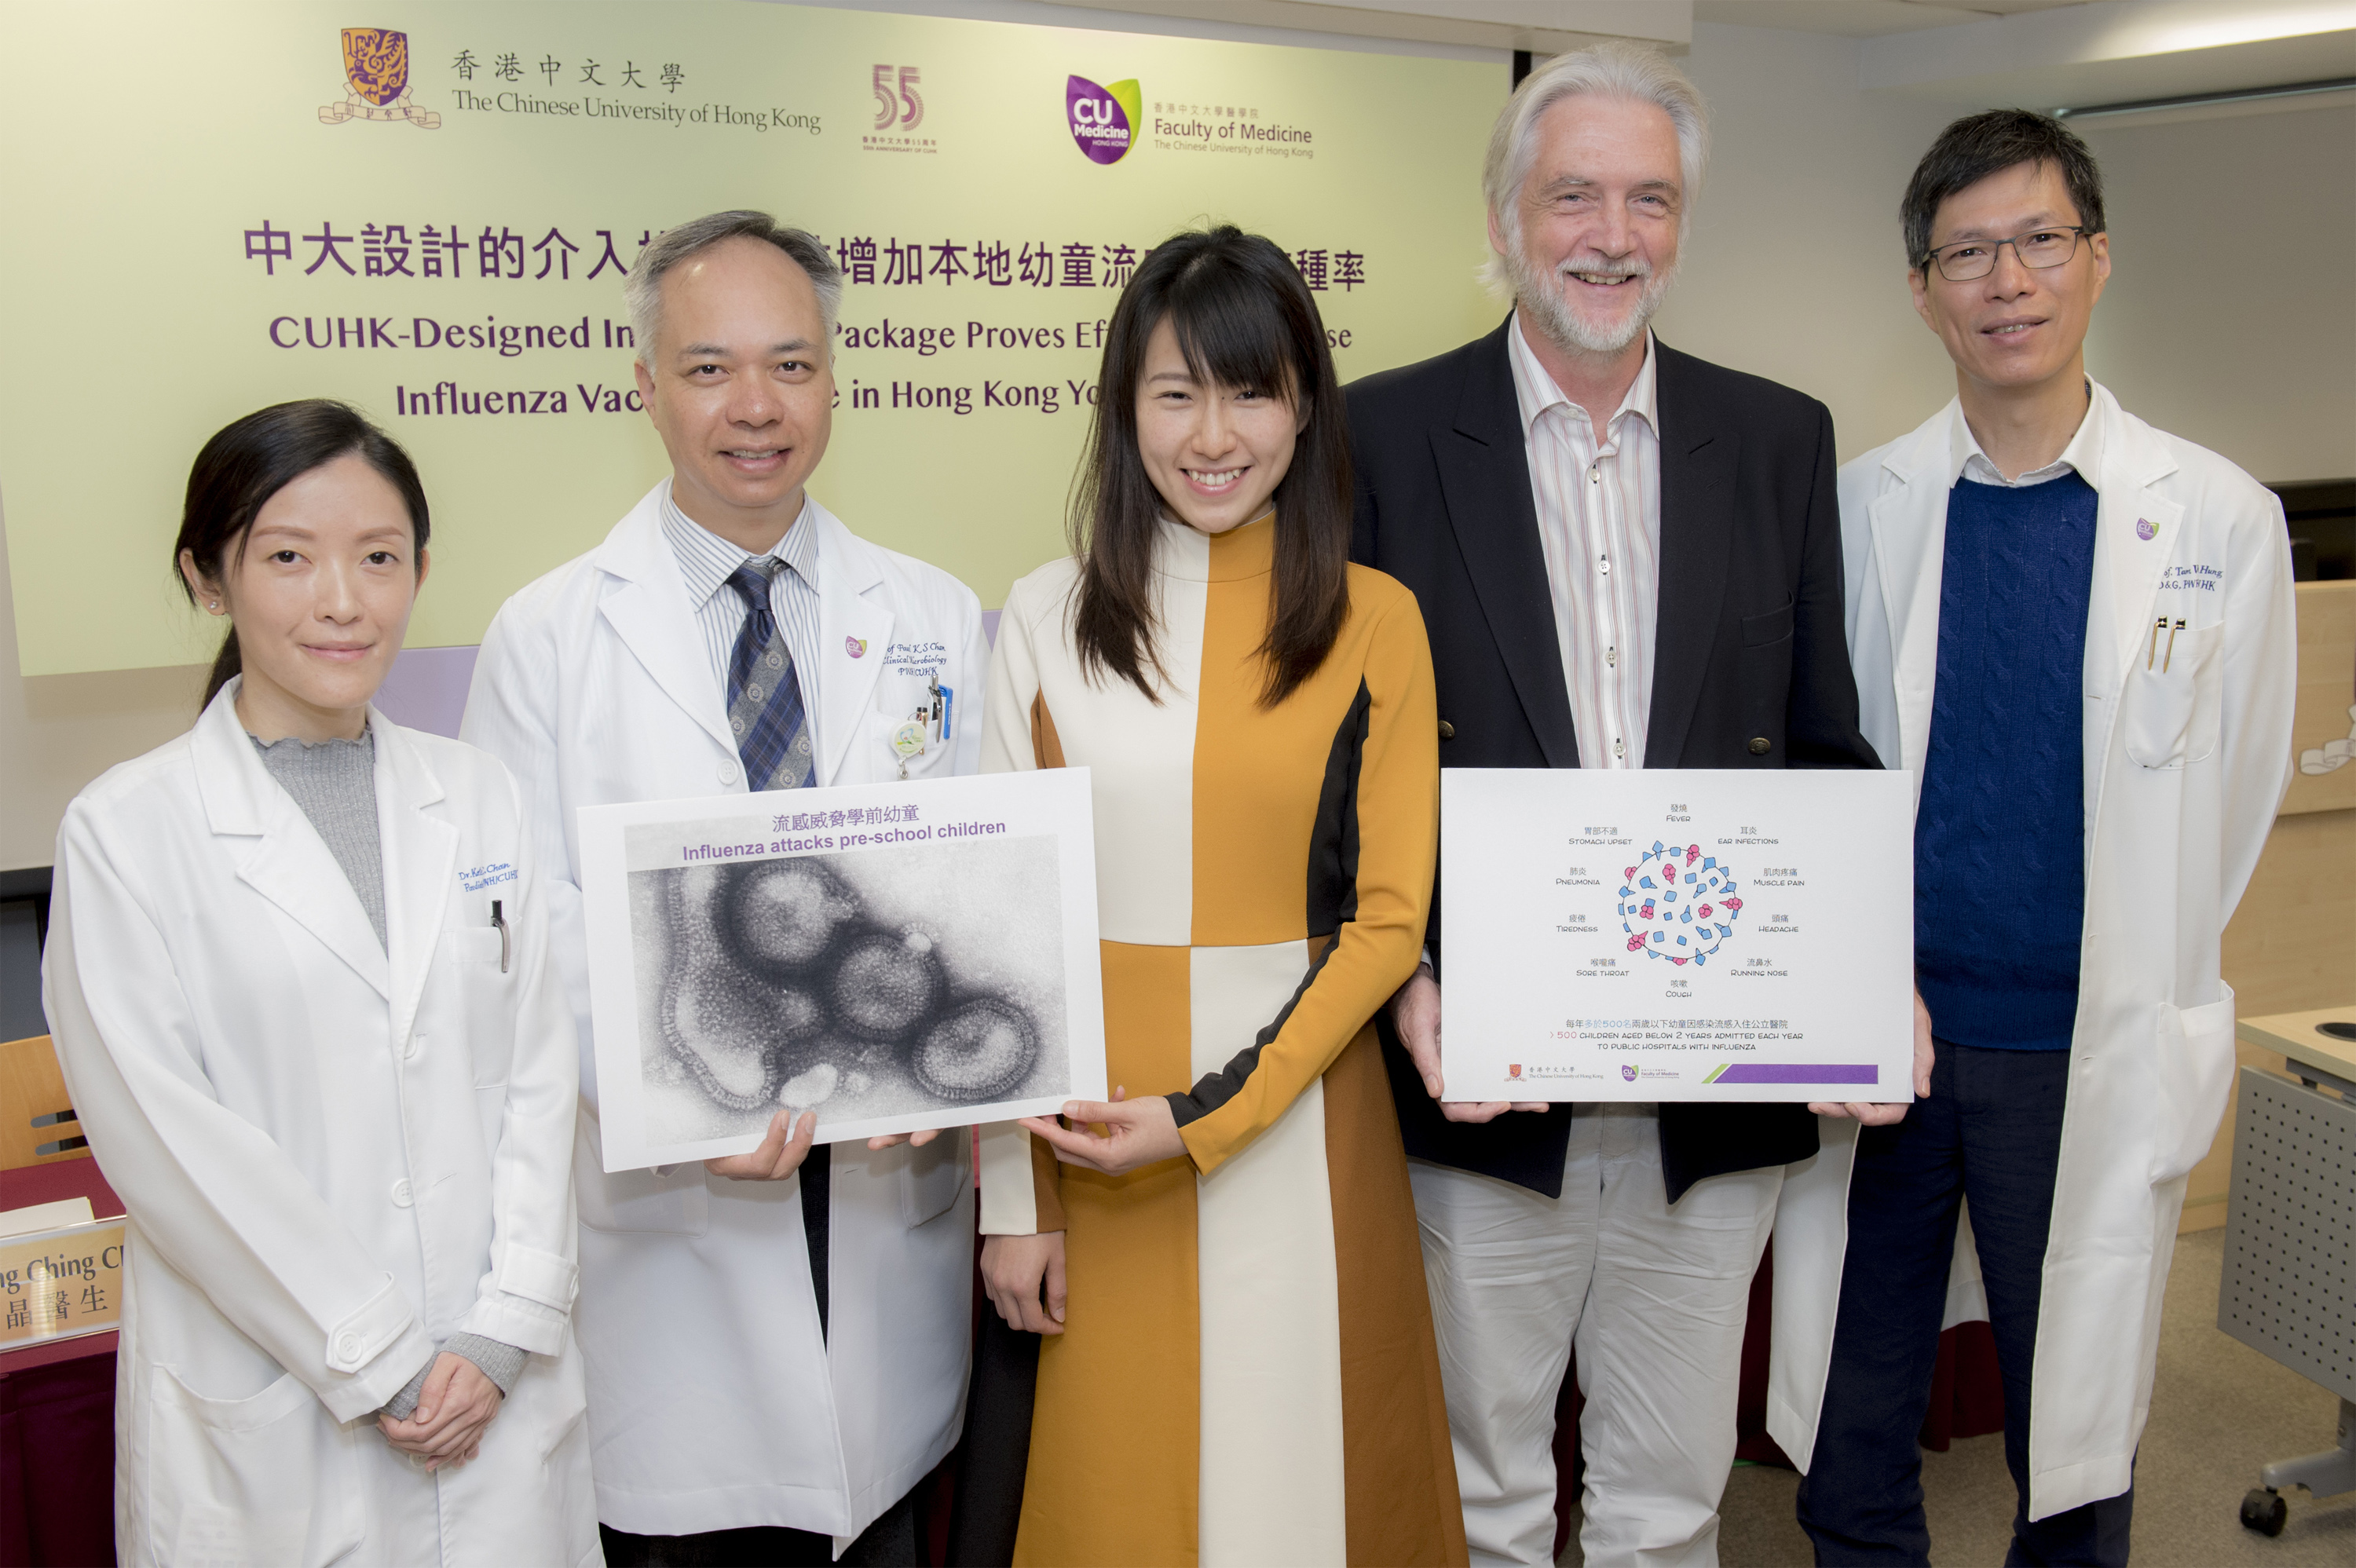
252, 729, 387, 945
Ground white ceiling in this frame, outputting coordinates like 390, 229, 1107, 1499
1692, 2, 2095, 40
1029, 0, 2356, 111
1858, 0, 2356, 108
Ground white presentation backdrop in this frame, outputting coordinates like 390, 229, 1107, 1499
1440, 769, 1917, 1102
0, 1, 1507, 676
578, 769, 1105, 1168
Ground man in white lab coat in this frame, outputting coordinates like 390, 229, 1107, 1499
1769, 112, 2296, 1565
463, 211, 986, 1564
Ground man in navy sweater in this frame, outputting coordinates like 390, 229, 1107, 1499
1787, 111, 2297, 1566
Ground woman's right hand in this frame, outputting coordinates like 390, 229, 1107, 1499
377, 1352, 502, 1471
982, 1230, 1068, 1336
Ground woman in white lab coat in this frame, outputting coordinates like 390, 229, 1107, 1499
41, 400, 598, 1566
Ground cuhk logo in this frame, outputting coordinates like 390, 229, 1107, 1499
320, 27, 441, 128
1066, 75, 1140, 164
1621, 1064, 1638, 1082
1506, 1063, 1523, 1081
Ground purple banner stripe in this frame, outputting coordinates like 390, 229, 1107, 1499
1715, 1063, 1879, 1084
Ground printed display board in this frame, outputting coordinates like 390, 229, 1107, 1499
0, 1, 1506, 675
576, 769, 1106, 1168
1440, 769, 1917, 1102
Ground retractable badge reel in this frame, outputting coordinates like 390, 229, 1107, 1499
891, 672, 953, 780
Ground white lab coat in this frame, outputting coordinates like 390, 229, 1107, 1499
1768, 383, 2296, 1519
459, 481, 985, 1541
42, 685, 596, 1568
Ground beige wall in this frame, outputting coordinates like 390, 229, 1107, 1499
0, 501, 205, 871
2082, 101, 2356, 488
1655, 20, 1964, 462
1666, 27, 2356, 483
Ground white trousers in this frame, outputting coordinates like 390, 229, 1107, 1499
1409, 1105, 1781, 1568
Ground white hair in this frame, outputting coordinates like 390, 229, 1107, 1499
621, 210, 842, 366
1480, 42, 1710, 297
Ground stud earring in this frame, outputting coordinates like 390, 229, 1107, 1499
208, 601, 221, 611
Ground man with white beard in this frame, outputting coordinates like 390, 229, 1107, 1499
1345, 44, 1887, 1568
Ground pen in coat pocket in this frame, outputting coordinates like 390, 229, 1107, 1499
492, 898, 509, 974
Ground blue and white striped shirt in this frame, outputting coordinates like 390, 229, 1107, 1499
659, 481, 825, 718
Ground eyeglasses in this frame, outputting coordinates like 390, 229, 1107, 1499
1920, 225, 2089, 282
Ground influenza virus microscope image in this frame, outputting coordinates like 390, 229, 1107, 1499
627, 838, 1067, 1139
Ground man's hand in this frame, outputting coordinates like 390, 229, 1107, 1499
377, 1353, 501, 1471
864, 1128, 942, 1152
704, 1107, 818, 1180
982, 1231, 1068, 1336
1019, 1087, 1188, 1175
1811, 990, 1936, 1126
1394, 966, 1547, 1124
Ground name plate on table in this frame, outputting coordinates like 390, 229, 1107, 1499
1, 1219, 126, 1348
1440, 769, 1915, 1102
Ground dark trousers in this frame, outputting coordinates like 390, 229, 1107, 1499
1794, 1041, 2134, 1566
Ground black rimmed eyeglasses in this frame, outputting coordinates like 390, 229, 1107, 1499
1919, 225, 2090, 282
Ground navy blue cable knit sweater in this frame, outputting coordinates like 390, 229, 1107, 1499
1914, 472, 2100, 1051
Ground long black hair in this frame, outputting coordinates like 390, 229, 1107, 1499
174, 400, 430, 707
1069, 225, 1352, 707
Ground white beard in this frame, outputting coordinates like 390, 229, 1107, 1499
1510, 243, 1675, 357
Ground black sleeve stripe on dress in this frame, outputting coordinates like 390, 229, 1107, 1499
1305, 678, 1372, 937
1167, 678, 1370, 1128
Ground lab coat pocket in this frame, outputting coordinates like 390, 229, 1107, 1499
575, 1117, 711, 1234
899, 1128, 970, 1228
444, 927, 506, 964
2149, 986, 2237, 1184
148, 1365, 360, 1567
870, 711, 950, 780
2121, 621, 2222, 769
507, 1336, 590, 1460
437, 927, 515, 1089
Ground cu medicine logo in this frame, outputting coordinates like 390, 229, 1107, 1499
1066, 75, 1140, 164
320, 27, 442, 129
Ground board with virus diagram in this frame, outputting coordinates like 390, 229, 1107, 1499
577, 769, 1107, 1169
1439, 769, 1915, 1102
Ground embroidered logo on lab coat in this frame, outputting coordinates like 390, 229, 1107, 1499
846, 637, 868, 657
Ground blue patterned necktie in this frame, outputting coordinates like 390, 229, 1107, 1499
725, 561, 814, 791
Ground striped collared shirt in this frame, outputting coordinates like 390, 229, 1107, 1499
659, 481, 824, 718
1507, 316, 1663, 767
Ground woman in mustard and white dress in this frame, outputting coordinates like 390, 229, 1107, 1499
974, 228, 1464, 1568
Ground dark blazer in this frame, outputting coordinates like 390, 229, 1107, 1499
1346, 319, 1882, 1203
